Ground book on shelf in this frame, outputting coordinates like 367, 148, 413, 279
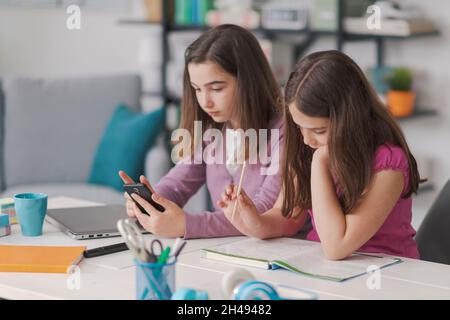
201, 237, 402, 282
0, 198, 17, 224
344, 17, 437, 36
175, 0, 214, 26
143, 0, 163, 23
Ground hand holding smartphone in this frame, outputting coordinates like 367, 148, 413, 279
123, 183, 165, 214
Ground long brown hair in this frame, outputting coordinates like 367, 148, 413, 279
179, 24, 282, 155
282, 50, 421, 217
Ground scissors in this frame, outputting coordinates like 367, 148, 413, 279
117, 218, 152, 262
149, 239, 163, 258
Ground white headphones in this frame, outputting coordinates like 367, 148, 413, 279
221, 268, 318, 300
172, 268, 318, 300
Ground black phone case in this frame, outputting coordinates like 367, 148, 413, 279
123, 183, 165, 213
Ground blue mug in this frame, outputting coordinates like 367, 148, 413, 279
14, 193, 48, 237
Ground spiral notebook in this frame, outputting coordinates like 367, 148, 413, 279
202, 238, 402, 282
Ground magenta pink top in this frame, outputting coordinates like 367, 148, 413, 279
306, 144, 420, 259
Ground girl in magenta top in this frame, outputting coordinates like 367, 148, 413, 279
119, 25, 285, 239
220, 50, 421, 259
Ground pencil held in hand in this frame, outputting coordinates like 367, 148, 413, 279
231, 161, 247, 222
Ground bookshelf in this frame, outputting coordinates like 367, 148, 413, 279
397, 109, 437, 122
119, 0, 440, 205
120, 0, 441, 189
120, 0, 439, 117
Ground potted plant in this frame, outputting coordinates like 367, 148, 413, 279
386, 67, 415, 117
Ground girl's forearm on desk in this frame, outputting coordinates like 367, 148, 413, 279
311, 158, 347, 258
255, 208, 305, 239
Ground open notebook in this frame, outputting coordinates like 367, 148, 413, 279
201, 238, 402, 282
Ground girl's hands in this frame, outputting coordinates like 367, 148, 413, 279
130, 192, 186, 238
119, 170, 155, 219
312, 145, 330, 167
119, 170, 185, 237
217, 185, 263, 237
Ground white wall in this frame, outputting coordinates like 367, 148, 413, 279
0, 4, 156, 77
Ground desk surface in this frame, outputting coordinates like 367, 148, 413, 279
1, 197, 450, 300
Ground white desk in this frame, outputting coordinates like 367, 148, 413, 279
1, 197, 450, 300
0, 197, 240, 299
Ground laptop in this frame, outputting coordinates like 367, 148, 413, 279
46, 205, 129, 240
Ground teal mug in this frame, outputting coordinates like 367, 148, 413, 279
14, 193, 48, 237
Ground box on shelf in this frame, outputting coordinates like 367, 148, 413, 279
310, 0, 375, 32
206, 9, 260, 29
261, 1, 308, 30
344, 17, 437, 36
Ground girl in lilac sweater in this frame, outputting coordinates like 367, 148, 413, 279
120, 25, 285, 239
220, 50, 421, 260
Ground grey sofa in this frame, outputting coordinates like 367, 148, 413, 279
0, 74, 170, 204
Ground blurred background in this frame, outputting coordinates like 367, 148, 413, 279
0, 0, 448, 232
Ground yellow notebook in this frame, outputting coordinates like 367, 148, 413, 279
0, 245, 86, 273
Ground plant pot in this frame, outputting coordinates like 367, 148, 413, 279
387, 90, 416, 118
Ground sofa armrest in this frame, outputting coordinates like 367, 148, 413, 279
0, 80, 4, 191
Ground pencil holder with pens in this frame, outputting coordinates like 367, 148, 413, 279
135, 258, 176, 300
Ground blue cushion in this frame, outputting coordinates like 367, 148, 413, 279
88, 105, 165, 191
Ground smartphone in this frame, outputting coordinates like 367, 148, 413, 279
123, 183, 165, 213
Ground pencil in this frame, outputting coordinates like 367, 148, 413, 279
231, 161, 247, 222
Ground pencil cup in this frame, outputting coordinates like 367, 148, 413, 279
135, 259, 176, 300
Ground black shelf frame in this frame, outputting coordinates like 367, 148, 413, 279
120, 0, 440, 119
335, 0, 440, 67
397, 109, 437, 121
119, 1, 440, 206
